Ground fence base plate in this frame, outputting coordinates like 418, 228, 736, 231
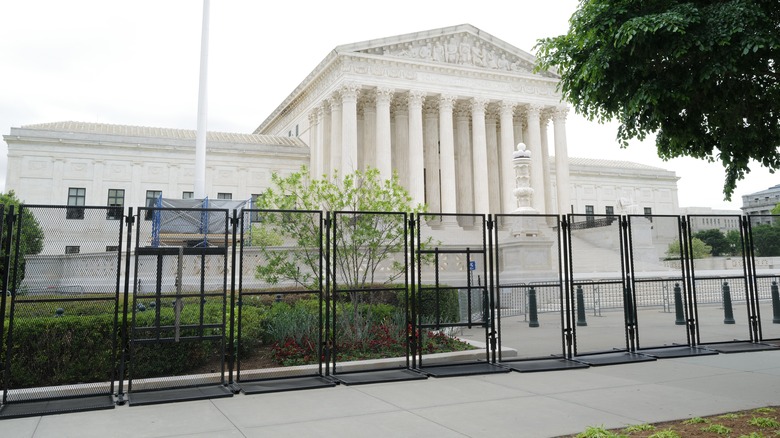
573, 352, 656, 366
701, 342, 778, 354
419, 362, 510, 377
0, 395, 114, 420
128, 385, 232, 406
501, 358, 589, 373
334, 369, 427, 385
239, 376, 336, 394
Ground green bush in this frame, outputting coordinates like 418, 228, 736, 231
417, 287, 460, 323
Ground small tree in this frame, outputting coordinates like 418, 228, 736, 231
0, 191, 45, 292
750, 224, 780, 257
666, 238, 712, 260
693, 229, 732, 256
253, 167, 428, 292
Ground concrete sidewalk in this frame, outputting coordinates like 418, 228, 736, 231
4, 350, 780, 438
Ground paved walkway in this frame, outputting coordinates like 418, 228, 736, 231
4, 350, 780, 438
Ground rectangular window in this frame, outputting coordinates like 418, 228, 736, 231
585, 205, 594, 226
217, 192, 232, 200
106, 189, 125, 220
65, 245, 80, 254
644, 207, 653, 222
66, 188, 86, 219
605, 206, 614, 216
182, 191, 194, 199
250, 194, 262, 222
145, 190, 162, 220
106, 245, 119, 252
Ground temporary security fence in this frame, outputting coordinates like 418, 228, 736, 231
1, 205, 779, 419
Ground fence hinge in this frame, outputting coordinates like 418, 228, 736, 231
124, 214, 135, 226
487, 218, 494, 230
230, 216, 239, 226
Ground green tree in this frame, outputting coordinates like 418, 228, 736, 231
725, 229, 743, 256
666, 237, 712, 259
750, 223, 780, 256
253, 167, 428, 292
693, 229, 731, 256
1, 191, 45, 292
535, 1, 780, 199
771, 203, 780, 215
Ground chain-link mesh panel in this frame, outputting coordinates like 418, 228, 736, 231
127, 208, 228, 392
627, 215, 691, 349
330, 211, 410, 371
236, 209, 324, 381
2, 206, 122, 407
746, 215, 780, 342
493, 214, 565, 360
416, 213, 490, 366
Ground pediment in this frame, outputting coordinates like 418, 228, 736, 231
336, 24, 556, 78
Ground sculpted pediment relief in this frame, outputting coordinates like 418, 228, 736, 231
355, 32, 546, 76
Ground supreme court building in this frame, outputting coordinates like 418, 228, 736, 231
4, 24, 679, 227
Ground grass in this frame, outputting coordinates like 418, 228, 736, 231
567, 407, 780, 438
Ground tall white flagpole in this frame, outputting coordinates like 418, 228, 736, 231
194, 0, 210, 198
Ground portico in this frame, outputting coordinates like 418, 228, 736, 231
255, 24, 571, 216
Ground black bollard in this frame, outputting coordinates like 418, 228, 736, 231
624, 286, 635, 326
722, 281, 735, 324
673, 283, 686, 325
772, 281, 780, 324
576, 285, 587, 327
528, 287, 540, 328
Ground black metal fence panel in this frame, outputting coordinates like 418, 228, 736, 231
688, 215, 753, 344
330, 211, 410, 372
746, 215, 780, 342
235, 209, 325, 381
493, 214, 566, 360
416, 213, 493, 366
126, 208, 229, 394
627, 215, 691, 349
567, 213, 628, 355
1, 205, 122, 409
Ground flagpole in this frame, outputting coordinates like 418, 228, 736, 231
194, 0, 210, 198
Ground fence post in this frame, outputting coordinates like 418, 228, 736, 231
722, 281, 735, 324
772, 281, 780, 324
528, 287, 539, 328
674, 283, 686, 325
576, 285, 587, 327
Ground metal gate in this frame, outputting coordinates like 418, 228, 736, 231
0, 205, 122, 418
234, 209, 334, 393
414, 213, 506, 377
328, 211, 425, 384
124, 207, 232, 405
491, 214, 586, 372
747, 215, 780, 344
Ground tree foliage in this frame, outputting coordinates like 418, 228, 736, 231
666, 237, 712, 259
693, 229, 732, 256
535, 0, 780, 199
750, 223, 780, 256
1, 191, 45, 292
252, 167, 428, 291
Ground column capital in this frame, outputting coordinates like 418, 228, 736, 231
392, 97, 408, 115
407, 90, 426, 108
526, 103, 542, 120
553, 105, 570, 122
423, 98, 438, 117
455, 101, 471, 119
327, 93, 342, 108
470, 97, 489, 113
375, 86, 394, 104
499, 101, 517, 116
339, 82, 361, 101
439, 94, 457, 110
308, 110, 319, 125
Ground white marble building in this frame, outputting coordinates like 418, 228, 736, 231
4, 24, 680, 238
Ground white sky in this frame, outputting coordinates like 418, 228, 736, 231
0, 0, 775, 210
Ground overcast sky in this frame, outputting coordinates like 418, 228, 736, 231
0, 0, 775, 210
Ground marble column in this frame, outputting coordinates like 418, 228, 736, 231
393, 97, 410, 188
361, 94, 376, 172
328, 94, 342, 178
485, 107, 500, 214
499, 101, 516, 213
470, 98, 490, 214
340, 83, 360, 175
540, 112, 554, 216
455, 101, 474, 214
553, 106, 572, 215
423, 98, 441, 213
438, 95, 457, 215
407, 90, 426, 205
525, 104, 545, 212
375, 87, 394, 180
321, 102, 331, 178
308, 110, 321, 177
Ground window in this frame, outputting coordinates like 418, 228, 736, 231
66, 188, 86, 219
644, 207, 653, 222
585, 205, 594, 226
217, 192, 232, 200
106, 245, 119, 252
182, 191, 194, 199
605, 206, 614, 216
145, 190, 162, 220
65, 246, 80, 254
106, 189, 124, 220
250, 194, 262, 222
